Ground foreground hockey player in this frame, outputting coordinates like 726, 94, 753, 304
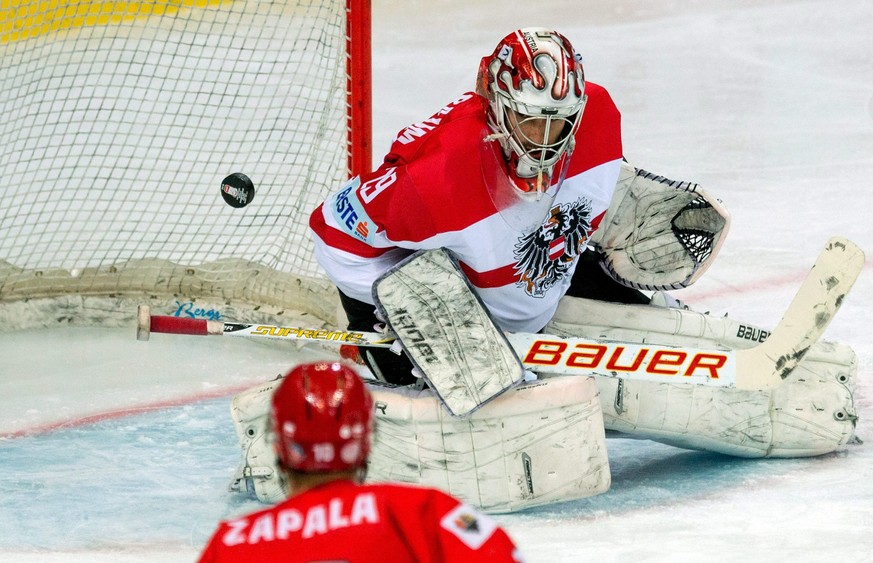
200, 361, 522, 562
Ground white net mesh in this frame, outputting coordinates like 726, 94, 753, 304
0, 0, 354, 322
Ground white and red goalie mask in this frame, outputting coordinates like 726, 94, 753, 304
271, 361, 373, 473
476, 28, 587, 193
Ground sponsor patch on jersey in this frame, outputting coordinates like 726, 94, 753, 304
440, 503, 498, 550
514, 197, 593, 298
330, 177, 376, 244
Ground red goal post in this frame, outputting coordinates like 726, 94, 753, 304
0, 0, 372, 328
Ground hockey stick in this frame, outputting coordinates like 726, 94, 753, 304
139, 305, 742, 387
137, 237, 863, 390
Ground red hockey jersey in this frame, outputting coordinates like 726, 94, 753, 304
310, 84, 622, 333
198, 479, 522, 562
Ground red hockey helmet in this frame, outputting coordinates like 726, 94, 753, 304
477, 28, 587, 188
271, 361, 373, 473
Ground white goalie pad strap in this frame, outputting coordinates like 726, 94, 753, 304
373, 248, 524, 416
366, 376, 610, 513
544, 297, 858, 457
590, 161, 730, 290
227, 378, 286, 504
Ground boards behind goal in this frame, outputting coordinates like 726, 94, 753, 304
0, 0, 371, 328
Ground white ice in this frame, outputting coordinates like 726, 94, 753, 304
2, 0, 873, 561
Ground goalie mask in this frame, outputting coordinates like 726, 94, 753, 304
271, 361, 373, 473
477, 28, 587, 194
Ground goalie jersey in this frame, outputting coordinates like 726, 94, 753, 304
309, 85, 623, 333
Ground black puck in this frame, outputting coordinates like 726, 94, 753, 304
220, 173, 255, 208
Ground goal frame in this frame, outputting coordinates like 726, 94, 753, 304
0, 0, 373, 330
347, 0, 372, 179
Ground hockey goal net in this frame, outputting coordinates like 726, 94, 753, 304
0, 0, 371, 328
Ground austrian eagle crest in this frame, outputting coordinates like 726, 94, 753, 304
514, 198, 592, 297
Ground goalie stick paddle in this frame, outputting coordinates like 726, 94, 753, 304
136, 237, 863, 391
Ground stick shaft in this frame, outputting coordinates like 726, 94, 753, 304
150, 315, 213, 336
141, 310, 396, 347
135, 237, 863, 391
138, 305, 738, 387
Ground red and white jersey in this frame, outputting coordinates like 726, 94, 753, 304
310, 84, 622, 333
197, 479, 522, 563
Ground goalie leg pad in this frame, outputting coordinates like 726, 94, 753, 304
227, 378, 286, 503
366, 375, 610, 513
226, 373, 611, 511
544, 297, 858, 458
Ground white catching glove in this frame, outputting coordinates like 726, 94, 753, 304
591, 162, 730, 290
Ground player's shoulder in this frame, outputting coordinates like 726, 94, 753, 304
376, 484, 520, 556
220, 500, 278, 525
582, 80, 620, 116
364, 480, 445, 496
349, 93, 489, 232
386, 92, 487, 165
566, 80, 622, 172
584, 80, 611, 99
361, 483, 521, 560
200, 500, 282, 556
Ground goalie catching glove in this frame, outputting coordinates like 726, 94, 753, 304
591, 161, 730, 290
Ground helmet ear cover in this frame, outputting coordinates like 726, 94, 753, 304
271, 362, 373, 473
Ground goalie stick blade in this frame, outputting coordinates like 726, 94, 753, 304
136, 305, 151, 341
736, 236, 864, 390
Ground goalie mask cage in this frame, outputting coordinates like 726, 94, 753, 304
0, 0, 371, 328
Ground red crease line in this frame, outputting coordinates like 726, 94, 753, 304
0, 381, 259, 440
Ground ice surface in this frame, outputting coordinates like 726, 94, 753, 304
2, 0, 872, 561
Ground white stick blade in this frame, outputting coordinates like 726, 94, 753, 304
136, 305, 151, 341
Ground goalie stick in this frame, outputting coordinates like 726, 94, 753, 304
137, 237, 863, 391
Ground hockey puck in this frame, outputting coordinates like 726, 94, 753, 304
220, 173, 255, 208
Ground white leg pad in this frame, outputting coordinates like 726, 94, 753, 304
227, 374, 611, 510
227, 378, 286, 503
544, 297, 858, 458
366, 375, 610, 513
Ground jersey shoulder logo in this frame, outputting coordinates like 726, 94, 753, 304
440, 503, 498, 550
330, 176, 377, 244
513, 198, 592, 297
